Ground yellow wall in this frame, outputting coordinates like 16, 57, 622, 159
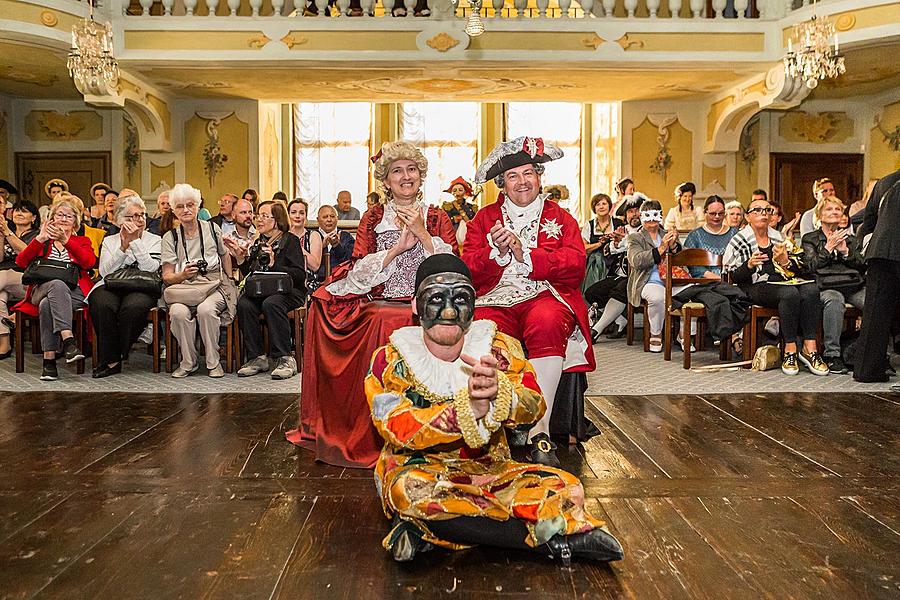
870, 100, 900, 179
735, 118, 759, 204
479, 103, 505, 207
184, 113, 249, 212
779, 111, 854, 144
631, 117, 693, 210
24, 110, 103, 141
0, 110, 8, 180
259, 104, 280, 201
150, 160, 176, 192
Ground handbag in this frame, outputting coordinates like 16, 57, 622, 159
815, 264, 864, 294
162, 221, 223, 307
243, 271, 293, 298
104, 265, 163, 297
22, 248, 79, 289
751, 345, 782, 371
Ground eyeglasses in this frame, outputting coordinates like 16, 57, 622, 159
706, 211, 725, 217
746, 207, 774, 215
54, 212, 77, 221
123, 212, 146, 222
256, 214, 275, 221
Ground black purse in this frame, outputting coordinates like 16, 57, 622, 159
815, 264, 864, 295
105, 264, 163, 297
22, 243, 80, 289
243, 271, 293, 298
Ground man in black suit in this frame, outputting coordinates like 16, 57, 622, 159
853, 168, 900, 382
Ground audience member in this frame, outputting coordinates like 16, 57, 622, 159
724, 197, 828, 376
442, 176, 477, 231
612, 177, 634, 216
147, 190, 170, 235
582, 193, 621, 292
683, 195, 736, 278
725, 200, 746, 229
44, 178, 68, 203
366, 191, 380, 208
160, 184, 235, 379
88, 195, 162, 378
221, 199, 256, 273
664, 182, 702, 231
197, 197, 212, 221
315, 205, 354, 285
287, 198, 323, 294
849, 178, 878, 229
853, 168, 900, 382
334, 190, 360, 221
800, 195, 865, 374
14, 194, 95, 381
799, 177, 835, 237
235, 201, 306, 380
272, 191, 289, 203
210, 193, 238, 236
627, 199, 687, 353
95, 190, 120, 233
242, 188, 259, 209
0, 180, 18, 211
158, 210, 179, 236
585, 194, 644, 341
0, 200, 40, 358
89, 183, 110, 222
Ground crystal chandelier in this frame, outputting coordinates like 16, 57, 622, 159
783, 14, 845, 89
67, 0, 119, 95
451, 0, 485, 37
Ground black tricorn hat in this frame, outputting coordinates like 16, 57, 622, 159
475, 136, 564, 184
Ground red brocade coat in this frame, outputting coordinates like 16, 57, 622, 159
462, 197, 595, 373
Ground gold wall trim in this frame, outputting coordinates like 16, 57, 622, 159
0, 0, 79, 31
283, 31, 418, 52
469, 32, 599, 51
426, 33, 460, 53
628, 32, 764, 52
40, 11, 59, 28
124, 31, 270, 51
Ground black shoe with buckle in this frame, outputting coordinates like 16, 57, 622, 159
526, 433, 561, 468
545, 528, 624, 566
606, 325, 626, 340
388, 518, 432, 562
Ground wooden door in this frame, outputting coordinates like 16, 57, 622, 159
15, 152, 111, 207
769, 153, 864, 218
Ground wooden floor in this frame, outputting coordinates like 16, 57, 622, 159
1, 390, 898, 599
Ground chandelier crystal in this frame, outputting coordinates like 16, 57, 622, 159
451, 0, 485, 37
783, 14, 845, 90
67, 1, 119, 95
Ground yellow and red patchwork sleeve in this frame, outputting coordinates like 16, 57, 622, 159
491, 332, 546, 428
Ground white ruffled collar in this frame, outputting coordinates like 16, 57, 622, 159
374, 201, 428, 234
389, 320, 497, 398
503, 194, 545, 223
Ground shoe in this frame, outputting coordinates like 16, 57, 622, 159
649, 337, 663, 353
799, 350, 829, 376
781, 352, 799, 375
388, 518, 432, 562
825, 355, 847, 374
764, 317, 780, 338
591, 328, 602, 344
545, 528, 624, 566
92, 362, 122, 379
208, 364, 225, 378
238, 355, 269, 377
40, 359, 58, 381
0, 348, 12, 360
172, 365, 197, 378
271, 356, 298, 380
676, 334, 696, 353
526, 433, 561, 468
159, 346, 166, 361
63, 337, 84, 364
137, 324, 153, 345
605, 325, 626, 340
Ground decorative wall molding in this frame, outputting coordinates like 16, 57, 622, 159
647, 113, 677, 182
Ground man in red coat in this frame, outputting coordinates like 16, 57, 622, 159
463, 136, 594, 468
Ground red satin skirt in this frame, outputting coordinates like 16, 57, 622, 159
286, 294, 413, 469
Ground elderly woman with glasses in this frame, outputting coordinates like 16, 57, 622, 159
724, 197, 827, 376
14, 193, 95, 381
87, 194, 162, 378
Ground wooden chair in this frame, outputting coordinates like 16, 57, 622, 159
232, 306, 307, 373
626, 300, 650, 352
661, 250, 730, 369
15, 307, 89, 374
89, 306, 166, 373
164, 311, 236, 374
742, 305, 780, 361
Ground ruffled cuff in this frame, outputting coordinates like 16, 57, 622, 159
427, 236, 454, 257
486, 233, 513, 267
326, 249, 395, 297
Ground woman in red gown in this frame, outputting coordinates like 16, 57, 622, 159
287, 141, 458, 468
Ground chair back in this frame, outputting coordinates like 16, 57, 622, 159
663, 249, 723, 308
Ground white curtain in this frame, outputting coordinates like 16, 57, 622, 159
293, 102, 372, 216
507, 102, 583, 221
591, 103, 621, 217
399, 103, 480, 204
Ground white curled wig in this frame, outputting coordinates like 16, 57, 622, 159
372, 141, 428, 197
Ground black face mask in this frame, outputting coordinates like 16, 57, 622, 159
415, 274, 476, 333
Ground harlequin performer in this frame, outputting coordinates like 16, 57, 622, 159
442, 176, 478, 231
286, 141, 458, 468
463, 136, 596, 468
369, 254, 623, 564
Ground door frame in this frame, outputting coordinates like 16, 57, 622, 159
15, 151, 112, 205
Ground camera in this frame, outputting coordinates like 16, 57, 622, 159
194, 259, 208, 276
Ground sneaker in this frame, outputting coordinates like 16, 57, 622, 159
137, 324, 153, 345
764, 317, 780, 338
782, 352, 799, 375
208, 364, 225, 378
63, 337, 84, 364
799, 350, 829, 376
40, 359, 58, 381
825, 355, 847, 374
676, 334, 696, 353
271, 356, 298, 380
238, 355, 269, 377
159, 345, 166, 360
172, 365, 197, 378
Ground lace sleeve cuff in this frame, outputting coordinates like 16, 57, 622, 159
325, 249, 395, 296
427, 236, 454, 257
